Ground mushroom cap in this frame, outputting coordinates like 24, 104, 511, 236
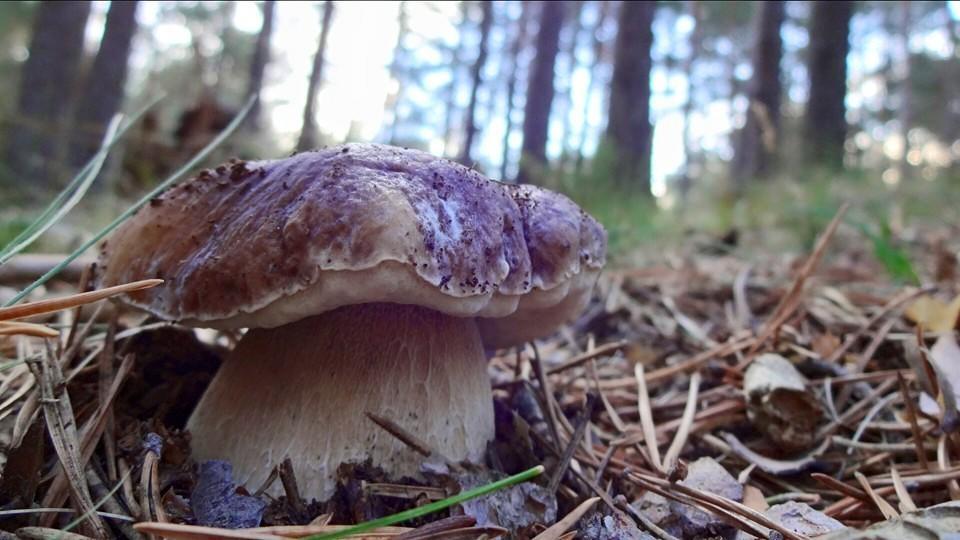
97, 143, 606, 347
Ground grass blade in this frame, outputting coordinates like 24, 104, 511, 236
308, 465, 544, 540
4, 95, 255, 307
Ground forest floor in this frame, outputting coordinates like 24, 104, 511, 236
1, 200, 960, 539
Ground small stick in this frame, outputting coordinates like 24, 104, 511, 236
548, 394, 597, 494
365, 412, 457, 469
278, 458, 307, 522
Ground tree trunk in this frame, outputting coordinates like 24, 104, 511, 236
605, 0, 655, 193
575, 0, 613, 173
731, 0, 785, 186
678, 0, 701, 201
803, 0, 854, 169
70, 0, 139, 169
499, 1, 531, 180
558, 1, 584, 172
442, 3, 471, 156
246, 0, 276, 130
384, 1, 409, 145
517, 1, 565, 184
895, 0, 912, 183
4, 1, 91, 196
296, 1, 335, 152
459, 1, 493, 165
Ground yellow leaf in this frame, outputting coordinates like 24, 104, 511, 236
905, 294, 960, 333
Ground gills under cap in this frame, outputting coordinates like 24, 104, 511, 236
98, 143, 606, 347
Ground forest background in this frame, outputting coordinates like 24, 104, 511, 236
0, 0, 958, 264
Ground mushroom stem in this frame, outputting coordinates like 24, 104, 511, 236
186, 303, 495, 499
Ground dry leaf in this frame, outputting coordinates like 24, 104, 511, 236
819, 500, 960, 539
736, 501, 845, 539
743, 354, 823, 451
918, 333, 960, 432
905, 294, 960, 333
741, 485, 768, 513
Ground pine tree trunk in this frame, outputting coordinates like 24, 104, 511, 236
499, 1, 531, 180
384, 1, 409, 145
895, 0, 912, 183
557, 1, 584, 172
296, 1, 335, 152
459, 1, 493, 165
443, 3, 471, 156
678, 0, 701, 201
803, 0, 854, 169
517, 1, 565, 184
575, 0, 613, 173
4, 1, 91, 196
70, 0, 139, 168
605, 0, 655, 193
731, 0, 785, 186
246, 0, 276, 130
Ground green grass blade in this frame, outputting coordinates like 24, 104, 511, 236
308, 465, 545, 540
4, 95, 256, 307
0, 96, 164, 264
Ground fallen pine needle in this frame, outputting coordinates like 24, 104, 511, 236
0, 279, 162, 322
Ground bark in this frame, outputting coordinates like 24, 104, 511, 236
442, 3, 471, 155
803, 0, 854, 169
517, 1, 565, 184
4, 1, 91, 195
459, 1, 493, 165
731, 0, 785, 185
245, 0, 276, 130
678, 0, 702, 199
575, 0, 613, 172
70, 0, 139, 168
605, 0, 655, 193
385, 1, 409, 145
895, 0, 912, 182
558, 1, 585, 171
296, 1, 335, 152
499, 1, 531, 180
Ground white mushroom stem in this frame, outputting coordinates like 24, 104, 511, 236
186, 303, 495, 500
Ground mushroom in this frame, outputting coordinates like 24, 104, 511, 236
97, 143, 607, 499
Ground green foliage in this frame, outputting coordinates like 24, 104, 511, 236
860, 220, 920, 285
554, 142, 664, 261
0, 215, 29, 250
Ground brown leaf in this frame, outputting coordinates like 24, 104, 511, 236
905, 294, 960, 333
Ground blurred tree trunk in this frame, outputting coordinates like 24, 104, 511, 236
385, 1, 408, 145
70, 0, 139, 169
246, 0, 276, 130
459, 1, 493, 165
731, 0, 784, 186
895, 0, 913, 183
803, 0, 854, 169
443, 3, 470, 155
499, 2, 531, 180
677, 0, 701, 202
517, 1, 565, 184
4, 1, 91, 196
296, 1, 335, 152
605, 0, 655, 193
557, 1, 584, 172
574, 0, 613, 173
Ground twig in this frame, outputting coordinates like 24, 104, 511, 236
548, 394, 596, 494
